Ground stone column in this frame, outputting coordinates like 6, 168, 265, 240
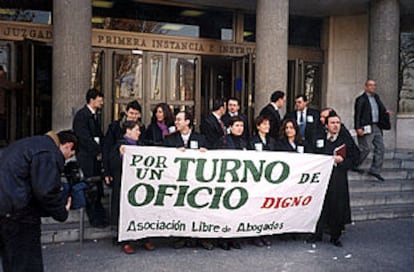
254, 0, 289, 114
368, 0, 399, 149
52, 0, 91, 131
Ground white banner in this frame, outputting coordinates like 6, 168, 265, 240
119, 146, 334, 241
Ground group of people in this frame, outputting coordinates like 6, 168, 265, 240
0, 79, 390, 271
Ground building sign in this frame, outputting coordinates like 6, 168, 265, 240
0, 21, 255, 57
118, 146, 334, 241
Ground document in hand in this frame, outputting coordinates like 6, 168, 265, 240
334, 144, 346, 158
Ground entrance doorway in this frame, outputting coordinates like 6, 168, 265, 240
287, 59, 322, 112
201, 54, 255, 131
91, 49, 201, 128
0, 40, 52, 145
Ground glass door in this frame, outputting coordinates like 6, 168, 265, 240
287, 59, 322, 112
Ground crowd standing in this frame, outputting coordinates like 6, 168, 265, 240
0, 79, 391, 270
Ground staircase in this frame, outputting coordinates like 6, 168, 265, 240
41, 149, 414, 244
349, 149, 414, 221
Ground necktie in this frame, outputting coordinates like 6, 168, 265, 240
219, 119, 227, 145
299, 111, 305, 139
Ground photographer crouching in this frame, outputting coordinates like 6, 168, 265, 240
0, 130, 78, 272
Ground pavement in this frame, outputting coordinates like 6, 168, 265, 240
2, 218, 414, 272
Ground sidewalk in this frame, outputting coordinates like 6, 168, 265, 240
5, 218, 414, 272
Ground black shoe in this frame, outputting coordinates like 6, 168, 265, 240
199, 240, 214, 250
261, 237, 272, 246
218, 241, 230, 250
352, 168, 365, 174
229, 240, 241, 249
253, 238, 264, 247
173, 239, 186, 249
330, 238, 343, 247
306, 234, 322, 243
367, 171, 385, 181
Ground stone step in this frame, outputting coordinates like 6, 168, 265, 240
41, 222, 111, 244
350, 190, 414, 207
351, 203, 414, 221
348, 169, 413, 181
349, 179, 414, 193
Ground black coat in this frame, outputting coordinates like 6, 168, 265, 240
108, 138, 142, 227
0, 133, 68, 223
72, 105, 103, 178
163, 131, 206, 149
259, 104, 281, 139
221, 112, 249, 140
200, 113, 225, 150
284, 108, 321, 143
249, 134, 276, 151
103, 118, 145, 177
274, 137, 301, 152
354, 92, 390, 130
223, 134, 248, 150
143, 122, 165, 146
316, 132, 355, 227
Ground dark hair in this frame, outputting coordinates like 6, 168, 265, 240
326, 111, 341, 124
295, 94, 308, 102
179, 110, 194, 128
126, 100, 142, 113
151, 103, 174, 126
0, 65, 4, 71
121, 120, 139, 135
228, 115, 244, 127
57, 130, 79, 152
279, 118, 302, 144
212, 98, 225, 111
254, 115, 269, 134
227, 97, 240, 105
86, 88, 104, 104
270, 91, 285, 103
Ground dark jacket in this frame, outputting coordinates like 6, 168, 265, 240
164, 131, 206, 149
274, 137, 309, 153
72, 105, 103, 178
103, 118, 145, 177
200, 113, 225, 150
223, 134, 248, 150
259, 104, 281, 139
354, 92, 390, 130
0, 133, 68, 223
284, 108, 321, 143
249, 134, 276, 151
143, 122, 165, 146
221, 112, 250, 140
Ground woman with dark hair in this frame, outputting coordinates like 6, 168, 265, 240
143, 103, 174, 146
108, 121, 154, 253
218, 115, 246, 250
274, 119, 306, 153
249, 115, 276, 151
223, 115, 248, 150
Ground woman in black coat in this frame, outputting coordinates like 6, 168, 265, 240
249, 115, 276, 151
223, 115, 248, 150
109, 121, 154, 253
142, 102, 174, 146
274, 119, 306, 153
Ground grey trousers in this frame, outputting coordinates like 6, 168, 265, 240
357, 124, 384, 174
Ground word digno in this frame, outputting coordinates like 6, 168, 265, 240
125, 154, 321, 211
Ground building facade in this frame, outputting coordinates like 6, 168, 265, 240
0, 0, 413, 149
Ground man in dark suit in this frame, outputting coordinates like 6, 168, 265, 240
164, 110, 214, 250
73, 88, 107, 227
221, 97, 249, 141
164, 110, 206, 150
200, 98, 226, 150
284, 94, 320, 144
354, 79, 391, 181
259, 90, 285, 140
